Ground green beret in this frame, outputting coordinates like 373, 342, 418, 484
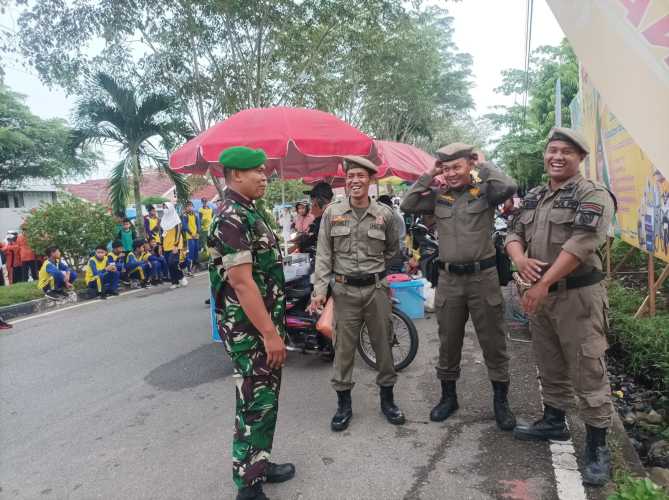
218, 146, 267, 170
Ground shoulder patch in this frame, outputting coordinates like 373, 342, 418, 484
574, 202, 604, 231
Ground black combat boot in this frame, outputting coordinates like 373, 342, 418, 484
236, 482, 269, 500
331, 390, 352, 432
492, 381, 517, 431
265, 462, 296, 483
430, 380, 459, 422
513, 405, 570, 441
380, 385, 406, 425
582, 425, 611, 487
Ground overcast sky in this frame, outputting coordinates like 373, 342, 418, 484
2, 0, 565, 179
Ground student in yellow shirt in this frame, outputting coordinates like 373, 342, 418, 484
181, 200, 201, 275
198, 197, 214, 257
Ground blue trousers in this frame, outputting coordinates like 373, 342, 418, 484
44, 270, 78, 292
167, 252, 183, 285
88, 271, 120, 293
149, 255, 169, 279
127, 261, 150, 281
186, 239, 199, 269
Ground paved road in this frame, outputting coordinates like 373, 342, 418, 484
1, 275, 564, 499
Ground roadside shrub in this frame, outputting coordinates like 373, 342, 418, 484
607, 474, 668, 500
23, 198, 116, 271
608, 282, 669, 392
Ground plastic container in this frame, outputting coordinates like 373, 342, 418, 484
389, 279, 426, 319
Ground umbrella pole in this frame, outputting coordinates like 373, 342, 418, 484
281, 163, 288, 256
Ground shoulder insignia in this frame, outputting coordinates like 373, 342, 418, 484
574, 202, 604, 231
468, 187, 481, 198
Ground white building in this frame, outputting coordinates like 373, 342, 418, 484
0, 182, 59, 240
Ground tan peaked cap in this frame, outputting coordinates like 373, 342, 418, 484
342, 155, 379, 174
547, 127, 590, 154
435, 142, 475, 162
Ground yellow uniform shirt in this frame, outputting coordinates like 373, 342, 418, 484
163, 227, 183, 252
199, 207, 213, 231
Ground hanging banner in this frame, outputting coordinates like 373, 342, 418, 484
546, 0, 669, 179
573, 67, 669, 262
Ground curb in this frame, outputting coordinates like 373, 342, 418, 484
0, 289, 90, 321
610, 405, 648, 478
1, 272, 208, 322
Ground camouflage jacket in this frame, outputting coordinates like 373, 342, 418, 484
207, 189, 285, 353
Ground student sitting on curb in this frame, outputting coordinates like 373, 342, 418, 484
109, 241, 127, 284
140, 241, 162, 285
126, 240, 152, 288
149, 241, 170, 283
37, 246, 77, 300
85, 245, 120, 299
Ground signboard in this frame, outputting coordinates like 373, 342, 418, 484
572, 68, 669, 263
547, 0, 669, 179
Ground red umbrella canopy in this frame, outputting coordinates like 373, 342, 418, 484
303, 140, 435, 187
169, 107, 376, 179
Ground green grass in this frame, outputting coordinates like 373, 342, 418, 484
0, 282, 45, 307
608, 473, 668, 500
0, 279, 88, 308
608, 281, 669, 392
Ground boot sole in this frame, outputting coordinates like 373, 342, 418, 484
331, 416, 352, 432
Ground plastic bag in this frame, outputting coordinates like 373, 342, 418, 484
316, 297, 334, 339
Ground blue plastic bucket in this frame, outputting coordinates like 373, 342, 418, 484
389, 279, 426, 319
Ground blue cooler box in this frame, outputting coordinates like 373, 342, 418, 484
389, 279, 426, 319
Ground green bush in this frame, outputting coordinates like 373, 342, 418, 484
608, 282, 669, 391
23, 198, 116, 271
607, 474, 668, 500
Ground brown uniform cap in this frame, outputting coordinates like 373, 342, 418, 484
435, 143, 475, 162
342, 155, 378, 174
547, 127, 590, 155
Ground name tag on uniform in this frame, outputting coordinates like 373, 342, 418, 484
553, 198, 579, 209
332, 215, 350, 225
437, 194, 454, 206
521, 198, 539, 209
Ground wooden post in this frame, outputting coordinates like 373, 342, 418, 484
648, 254, 656, 316
606, 238, 612, 278
612, 247, 636, 275
634, 264, 669, 319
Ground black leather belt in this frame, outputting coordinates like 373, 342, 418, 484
548, 271, 605, 293
334, 271, 386, 287
438, 256, 497, 274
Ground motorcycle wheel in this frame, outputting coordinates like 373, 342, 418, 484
357, 307, 419, 371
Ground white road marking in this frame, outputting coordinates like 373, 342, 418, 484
7, 273, 207, 326
535, 369, 588, 500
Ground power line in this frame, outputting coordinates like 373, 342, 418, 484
522, 0, 534, 125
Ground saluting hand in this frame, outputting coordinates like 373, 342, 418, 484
263, 330, 287, 370
516, 256, 548, 283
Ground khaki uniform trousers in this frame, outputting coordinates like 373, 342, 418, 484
331, 281, 397, 391
435, 266, 510, 382
530, 282, 612, 428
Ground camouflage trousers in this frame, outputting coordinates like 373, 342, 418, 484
229, 347, 282, 489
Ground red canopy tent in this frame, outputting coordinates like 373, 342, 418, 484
302, 140, 435, 187
169, 107, 376, 179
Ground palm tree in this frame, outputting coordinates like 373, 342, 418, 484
74, 73, 190, 237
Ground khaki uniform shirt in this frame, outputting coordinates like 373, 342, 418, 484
313, 197, 400, 297
400, 162, 517, 263
505, 174, 614, 275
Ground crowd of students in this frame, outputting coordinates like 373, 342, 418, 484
0, 197, 218, 301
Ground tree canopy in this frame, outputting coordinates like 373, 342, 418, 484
485, 40, 579, 191
12, 0, 474, 146
74, 72, 190, 231
0, 83, 96, 188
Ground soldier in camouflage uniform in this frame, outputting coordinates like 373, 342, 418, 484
208, 146, 295, 500
505, 128, 615, 487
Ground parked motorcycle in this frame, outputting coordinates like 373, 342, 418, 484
284, 256, 419, 371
